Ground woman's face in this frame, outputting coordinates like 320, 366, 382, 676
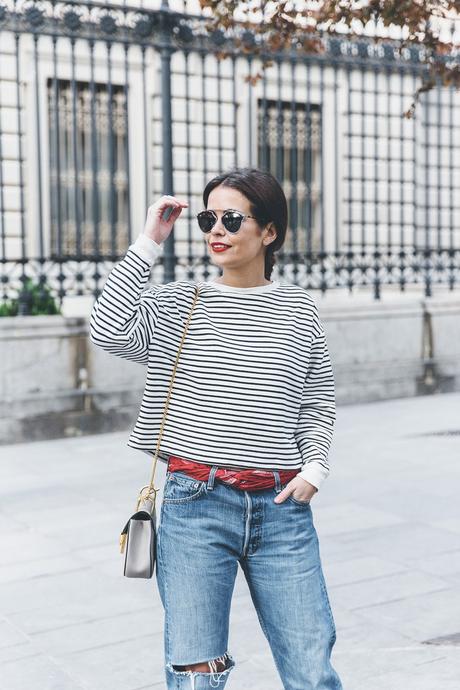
204, 185, 276, 272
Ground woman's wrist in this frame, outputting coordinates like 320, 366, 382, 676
129, 233, 163, 264
141, 231, 163, 247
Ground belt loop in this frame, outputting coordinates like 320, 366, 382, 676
273, 470, 281, 493
207, 465, 218, 490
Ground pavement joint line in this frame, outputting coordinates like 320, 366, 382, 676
15, 605, 156, 636
333, 645, 457, 654
41, 631, 161, 657
347, 585, 452, 611
328, 568, 414, 588
2, 652, 48, 666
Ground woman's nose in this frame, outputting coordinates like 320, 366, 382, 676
209, 222, 227, 237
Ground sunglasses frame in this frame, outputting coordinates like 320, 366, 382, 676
196, 208, 259, 234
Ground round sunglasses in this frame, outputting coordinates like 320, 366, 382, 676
196, 209, 258, 234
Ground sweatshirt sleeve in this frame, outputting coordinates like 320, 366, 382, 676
295, 323, 336, 492
88, 234, 164, 365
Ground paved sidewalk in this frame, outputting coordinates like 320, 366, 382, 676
1, 392, 460, 690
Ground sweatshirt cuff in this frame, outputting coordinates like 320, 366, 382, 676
297, 463, 329, 492
129, 233, 163, 265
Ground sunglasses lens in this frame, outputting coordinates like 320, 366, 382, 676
222, 211, 243, 233
197, 211, 216, 233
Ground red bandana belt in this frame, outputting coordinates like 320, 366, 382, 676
167, 455, 300, 491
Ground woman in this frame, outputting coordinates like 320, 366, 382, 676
89, 167, 343, 689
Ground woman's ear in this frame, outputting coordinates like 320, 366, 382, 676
263, 222, 277, 247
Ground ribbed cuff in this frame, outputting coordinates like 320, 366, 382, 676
297, 463, 329, 492
129, 233, 163, 265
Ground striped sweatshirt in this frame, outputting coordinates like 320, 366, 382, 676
89, 233, 336, 491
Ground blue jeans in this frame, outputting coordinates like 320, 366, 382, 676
156, 466, 343, 690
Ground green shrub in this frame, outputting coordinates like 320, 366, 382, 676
0, 299, 17, 317
0, 277, 61, 316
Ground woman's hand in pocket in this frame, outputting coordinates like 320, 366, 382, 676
274, 476, 318, 504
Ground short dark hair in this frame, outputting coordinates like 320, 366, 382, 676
202, 166, 288, 280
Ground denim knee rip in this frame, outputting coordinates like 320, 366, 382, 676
167, 651, 235, 688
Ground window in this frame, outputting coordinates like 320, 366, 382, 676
47, 78, 129, 258
257, 99, 321, 256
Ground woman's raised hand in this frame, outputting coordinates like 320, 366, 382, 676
142, 195, 188, 245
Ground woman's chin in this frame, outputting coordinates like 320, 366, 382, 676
210, 254, 232, 266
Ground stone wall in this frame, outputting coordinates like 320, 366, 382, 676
1, 292, 459, 444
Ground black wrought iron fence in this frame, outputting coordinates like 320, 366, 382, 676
0, 0, 459, 312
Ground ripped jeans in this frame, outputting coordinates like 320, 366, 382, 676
155, 466, 343, 690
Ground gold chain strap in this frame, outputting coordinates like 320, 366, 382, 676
134, 284, 200, 513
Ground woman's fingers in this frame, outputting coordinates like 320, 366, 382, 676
168, 204, 186, 219
274, 478, 315, 503
143, 196, 189, 244
159, 196, 188, 210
